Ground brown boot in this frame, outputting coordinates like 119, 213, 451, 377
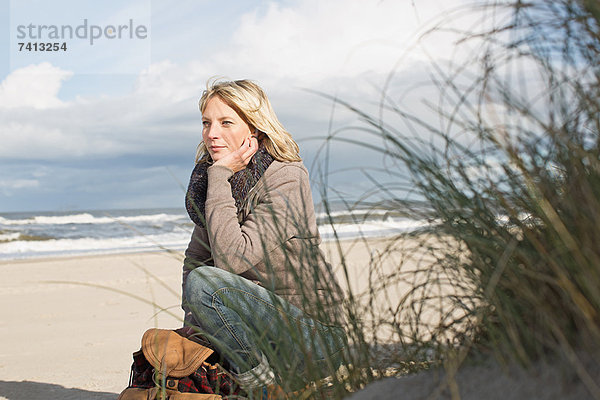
265, 384, 289, 399
249, 383, 316, 399
268, 384, 318, 399
244, 385, 287, 399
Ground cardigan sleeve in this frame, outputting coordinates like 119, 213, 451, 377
204, 163, 313, 276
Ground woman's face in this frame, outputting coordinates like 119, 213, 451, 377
202, 96, 252, 162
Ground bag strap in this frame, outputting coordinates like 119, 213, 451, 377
141, 329, 214, 378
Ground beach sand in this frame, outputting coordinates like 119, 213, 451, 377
1, 237, 417, 399
1, 237, 595, 399
0, 251, 184, 399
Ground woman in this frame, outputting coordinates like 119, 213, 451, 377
182, 79, 346, 397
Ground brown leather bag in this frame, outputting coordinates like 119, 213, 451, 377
117, 329, 235, 400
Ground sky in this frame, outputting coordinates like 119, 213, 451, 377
0, 0, 470, 213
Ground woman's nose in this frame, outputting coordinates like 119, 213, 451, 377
205, 125, 220, 139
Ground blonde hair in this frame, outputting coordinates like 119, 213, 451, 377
195, 79, 301, 163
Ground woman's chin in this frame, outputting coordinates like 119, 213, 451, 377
209, 150, 230, 162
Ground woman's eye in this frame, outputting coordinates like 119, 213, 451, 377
222, 120, 233, 126
202, 121, 210, 127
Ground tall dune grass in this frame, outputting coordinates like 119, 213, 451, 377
313, 0, 600, 396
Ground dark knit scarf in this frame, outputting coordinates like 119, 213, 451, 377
185, 144, 274, 227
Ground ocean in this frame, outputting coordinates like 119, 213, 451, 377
0, 206, 428, 260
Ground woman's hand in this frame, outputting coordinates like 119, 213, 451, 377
213, 136, 259, 173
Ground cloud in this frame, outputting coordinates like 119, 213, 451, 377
1, 0, 491, 211
0, 178, 39, 189
0, 60, 201, 160
209, 0, 417, 85
132, 59, 208, 103
0, 178, 39, 196
0, 0, 470, 163
0, 62, 73, 109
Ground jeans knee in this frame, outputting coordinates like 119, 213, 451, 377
185, 267, 214, 306
185, 266, 214, 291
185, 267, 237, 306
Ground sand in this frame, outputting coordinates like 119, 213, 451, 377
346, 352, 600, 400
1, 237, 410, 399
4, 237, 591, 400
0, 251, 184, 399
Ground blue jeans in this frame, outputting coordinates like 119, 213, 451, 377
183, 266, 346, 390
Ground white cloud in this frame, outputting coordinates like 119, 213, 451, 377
211, 0, 422, 84
132, 60, 208, 103
0, 178, 40, 196
1, 0, 506, 211
0, 63, 73, 109
1, 121, 91, 158
0, 0, 475, 162
0, 178, 39, 189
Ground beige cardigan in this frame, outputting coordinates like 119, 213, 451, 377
183, 160, 343, 322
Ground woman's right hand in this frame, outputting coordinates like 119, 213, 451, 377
213, 136, 259, 173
